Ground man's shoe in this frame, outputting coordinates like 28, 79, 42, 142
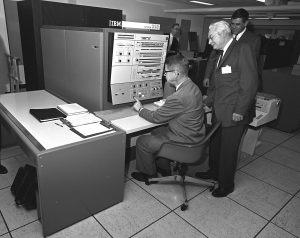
0, 165, 8, 174
195, 171, 217, 180
212, 187, 234, 197
131, 172, 155, 182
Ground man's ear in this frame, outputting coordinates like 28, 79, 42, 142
244, 20, 249, 27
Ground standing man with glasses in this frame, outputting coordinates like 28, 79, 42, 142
195, 21, 258, 197
131, 55, 206, 182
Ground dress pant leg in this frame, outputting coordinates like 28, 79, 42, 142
208, 125, 222, 178
218, 124, 246, 189
136, 128, 169, 176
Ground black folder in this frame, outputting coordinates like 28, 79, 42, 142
29, 108, 66, 122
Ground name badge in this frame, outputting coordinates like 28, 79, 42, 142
221, 65, 232, 74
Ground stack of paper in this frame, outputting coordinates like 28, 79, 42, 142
57, 103, 88, 116
64, 113, 102, 127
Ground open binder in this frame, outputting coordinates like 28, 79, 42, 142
70, 122, 114, 138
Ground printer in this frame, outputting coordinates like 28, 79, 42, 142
250, 93, 281, 127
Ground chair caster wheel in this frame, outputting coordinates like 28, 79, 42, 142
145, 181, 150, 185
209, 186, 214, 192
181, 203, 188, 211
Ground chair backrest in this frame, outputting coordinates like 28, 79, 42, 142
156, 121, 221, 164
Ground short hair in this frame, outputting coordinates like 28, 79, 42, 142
231, 8, 249, 22
171, 23, 180, 29
209, 21, 231, 38
165, 55, 189, 75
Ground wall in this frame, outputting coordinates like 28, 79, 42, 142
0, 0, 9, 94
3, 0, 205, 64
200, 17, 300, 51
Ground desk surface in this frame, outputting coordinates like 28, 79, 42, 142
95, 103, 161, 134
0, 90, 112, 150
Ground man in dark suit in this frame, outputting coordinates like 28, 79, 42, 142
202, 8, 261, 90
167, 23, 181, 57
131, 55, 206, 182
196, 21, 258, 197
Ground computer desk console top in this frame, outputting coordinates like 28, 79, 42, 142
95, 103, 162, 134
0, 90, 126, 237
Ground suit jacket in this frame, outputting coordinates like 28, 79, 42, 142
204, 49, 220, 80
238, 30, 261, 61
204, 30, 261, 86
205, 40, 258, 127
139, 78, 205, 143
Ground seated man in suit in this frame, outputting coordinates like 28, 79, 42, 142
131, 55, 206, 182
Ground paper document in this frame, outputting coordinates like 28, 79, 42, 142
111, 115, 160, 134
71, 123, 114, 138
64, 113, 102, 127
57, 103, 88, 116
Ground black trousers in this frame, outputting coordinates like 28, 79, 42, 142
209, 123, 247, 189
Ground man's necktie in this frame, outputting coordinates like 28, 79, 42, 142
217, 50, 224, 67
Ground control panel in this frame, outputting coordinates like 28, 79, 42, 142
110, 32, 169, 105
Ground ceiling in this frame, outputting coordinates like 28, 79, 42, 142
163, 0, 300, 19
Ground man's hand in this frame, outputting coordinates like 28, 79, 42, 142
133, 97, 143, 112
232, 113, 243, 122
203, 78, 210, 87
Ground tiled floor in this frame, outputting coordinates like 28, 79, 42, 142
1, 127, 300, 238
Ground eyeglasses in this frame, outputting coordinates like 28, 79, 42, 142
164, 70, 175, 76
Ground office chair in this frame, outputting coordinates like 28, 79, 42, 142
147, 121, 221, 211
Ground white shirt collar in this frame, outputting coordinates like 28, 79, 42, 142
176, 81, 184, 91
235, 28, 246, 41
222, 38, 234, 55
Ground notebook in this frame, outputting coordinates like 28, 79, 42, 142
29, 108, 66, 122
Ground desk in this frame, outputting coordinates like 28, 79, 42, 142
95, 103, 162, 134
0, 90, 126, 236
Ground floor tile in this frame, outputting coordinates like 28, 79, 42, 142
175, 190, 267, 238
296, 191, 300, 198
272, 196, 300, 238
229, 172, 292, 220
11, 217, 110, 238
281, 137, 300, 153
0, 233, 10, 238
133, 177, 208, 210
0, 215, 8, 236
241, 157, 300, 194
0, 158, 23, 190
256, 223, 296, 238
260, 128, 293, 145
0, 146, 23, 160
293, 132, 300, 140
132, 212, 205, 238
254, 141, 277, 156
264, 146, 300, 171
94, 180, 170, 238
237, 152, 259, 169
0, 188, 38, 231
